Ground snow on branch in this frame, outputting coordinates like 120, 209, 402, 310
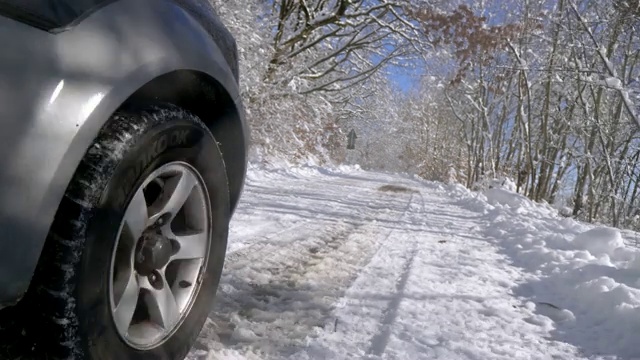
569, 0, 640, 129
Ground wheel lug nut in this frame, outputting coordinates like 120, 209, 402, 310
148, 271, 163, 290
155, 213, 171, 227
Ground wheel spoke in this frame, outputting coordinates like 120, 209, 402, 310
113, 273, 140, 335
142, 275, 180, 330
172, 231, 209, 260
124, 188, 149, 240
149, 171, 197, 224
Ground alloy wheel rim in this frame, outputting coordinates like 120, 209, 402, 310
109, 161, 211, 350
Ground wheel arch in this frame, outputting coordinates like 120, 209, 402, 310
123, 70, 248, 213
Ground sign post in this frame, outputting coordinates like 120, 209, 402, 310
347, 129, 357, 150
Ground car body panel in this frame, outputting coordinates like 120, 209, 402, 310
0, 0, 248, 308
0, 0, 117, 31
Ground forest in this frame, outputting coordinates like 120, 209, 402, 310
213, 0, 640, 229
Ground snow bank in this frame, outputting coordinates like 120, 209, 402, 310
473, 176, 518, 192
485, 188, 533, 209
450, 183, 640, 358
245, 161, 363, 183
572, 227, 625, 256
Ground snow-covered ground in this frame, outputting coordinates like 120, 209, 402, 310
185, 165, 640, 360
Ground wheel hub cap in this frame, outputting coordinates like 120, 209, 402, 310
135, 231, 173, 276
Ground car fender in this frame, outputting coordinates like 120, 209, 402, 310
0, 0, 247, 308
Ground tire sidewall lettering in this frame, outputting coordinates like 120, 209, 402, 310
117, 128, 194, 208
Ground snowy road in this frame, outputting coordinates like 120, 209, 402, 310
1, 165, 636, 359
187, 166, 600, 360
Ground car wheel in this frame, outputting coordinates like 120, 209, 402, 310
27, 103, 230, 360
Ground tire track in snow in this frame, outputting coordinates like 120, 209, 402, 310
366, 244, 419, 357
277, 189, 421, 360
294, 190, 426, 360
226, 176, 388, 255
225, 218, 323, 260
299, 187, 512, 358
300, 183, 583, 360
188, 181, 415, 359
190, 224, 385, 359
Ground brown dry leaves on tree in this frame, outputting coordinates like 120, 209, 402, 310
407, 5, 523, 84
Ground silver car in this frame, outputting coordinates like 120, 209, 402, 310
0, 0, 248, 359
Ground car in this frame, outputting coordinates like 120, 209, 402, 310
0, 0, 248, 359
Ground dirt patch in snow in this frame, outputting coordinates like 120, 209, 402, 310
378, 184, 418, 194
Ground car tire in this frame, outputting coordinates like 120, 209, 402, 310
26, 103, 230, 360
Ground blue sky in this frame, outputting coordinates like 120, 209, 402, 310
390, 68, 420, 92
386, 57, 430, 93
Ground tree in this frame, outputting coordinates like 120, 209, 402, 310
213, 0, 422, 163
